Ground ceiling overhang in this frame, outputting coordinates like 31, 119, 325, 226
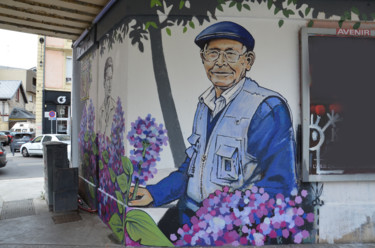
0, 0, 112, 41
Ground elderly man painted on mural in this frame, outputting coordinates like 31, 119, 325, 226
129, 21, 297, 234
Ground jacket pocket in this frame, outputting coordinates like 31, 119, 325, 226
215, 144, 240, 181
185, 133, 200, 176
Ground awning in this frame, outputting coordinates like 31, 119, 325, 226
0, 0, 113, 40
9, 107, 35, 121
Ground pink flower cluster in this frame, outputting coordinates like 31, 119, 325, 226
172, 186, 314, 246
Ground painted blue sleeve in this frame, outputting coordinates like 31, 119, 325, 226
248, 96, 297, 197
146, 157, 190, 207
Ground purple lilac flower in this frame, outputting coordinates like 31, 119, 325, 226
88, 99, 95, 134
127, 114, 168, 185
173, 187, 314, 246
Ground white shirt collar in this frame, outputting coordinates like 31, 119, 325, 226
199, 77, 246, 112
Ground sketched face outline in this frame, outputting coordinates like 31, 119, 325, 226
201, 39, 254, 90
104, 66, 113, 96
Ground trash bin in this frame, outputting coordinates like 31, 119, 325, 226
43, 141, 78, 212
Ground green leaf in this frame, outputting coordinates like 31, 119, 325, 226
216, 4, 223, 12
229, 1, 236, 8
237, 2, 242, 11
305, 7, 311, 16
344, 11, 351, 20
92, 142, 98, 156
99, 160, 104, 170
84, 132, 89, 142
121, 156, 133, 177
353, 22, 361, 29
351, 7, 359, 16
166, 28, 171, 36
274, 7, 280, 15
371, 13, 375, 20
145, 21, 158, 30
84, 153, 89, 166
292, 0, 297, 4
267, 0, 273, 10
117, 173, 129, 194
243, 3, 250, 11
115, 191, 124, 214
288, 9, 295, 16
183, 26, 188, 33
361, 13, 367, 21
283, 9, 289, 18
307, 20, 314, 27
91, 133, 96, 142
278, 19, 284, 27
109, 213, 124, 242
338, 19, 344, 28
287, 0, 292, 5
189, 21, 195, 29
109, 168, 116, 183
125, 210, 173, 247
179, 0, 185, 9
102, 150, 109, 164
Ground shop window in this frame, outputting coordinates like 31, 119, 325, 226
300, 27, 375, 182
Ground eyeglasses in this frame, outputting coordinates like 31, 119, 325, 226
201, 49, 247, 63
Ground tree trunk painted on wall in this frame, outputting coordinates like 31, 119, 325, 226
148, 23, 186, 167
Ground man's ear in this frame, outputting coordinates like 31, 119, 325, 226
246, 51, 256, 69
200, 51, 205, 64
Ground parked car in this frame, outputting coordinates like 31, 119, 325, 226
0, 131, 12, 145
10, 132, 35, 152
20, 134, 71, 158
0, 132, 8, 146
0, 142, 7, 168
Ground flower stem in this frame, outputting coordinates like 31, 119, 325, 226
131, 141, 149, 201
131, 161, 142, 200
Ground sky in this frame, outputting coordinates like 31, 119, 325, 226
0, 29, 38, 70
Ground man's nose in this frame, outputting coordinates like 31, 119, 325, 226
216, 51, 227, 66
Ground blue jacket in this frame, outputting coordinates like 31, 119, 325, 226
147, 78, 296, 210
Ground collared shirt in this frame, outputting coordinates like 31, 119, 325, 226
199, 78, 245, 119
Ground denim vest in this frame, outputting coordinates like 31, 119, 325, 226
185, 78, 282, 210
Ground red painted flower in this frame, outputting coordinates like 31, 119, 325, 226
315, 105, 326, 116
329, 103, 342, 113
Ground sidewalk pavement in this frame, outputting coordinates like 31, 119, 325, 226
0, 178, 121, 248
1, 181, 375, 248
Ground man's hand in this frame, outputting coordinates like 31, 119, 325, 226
128, 187, 154, 207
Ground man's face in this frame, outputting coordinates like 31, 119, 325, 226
202, 39, 253, 91
104, 67, 113, 95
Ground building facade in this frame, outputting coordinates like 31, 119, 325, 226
72, 1, 375, 246
0, 80, 28, 130
36, 36, 72, 135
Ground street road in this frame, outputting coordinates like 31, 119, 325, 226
0, 146, 44, 180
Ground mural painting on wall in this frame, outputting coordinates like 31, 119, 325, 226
78, 50, 100, 209
124, 21, 314, 246
309, 103, 342, 174
78, 99, 98, 208
98, 57, 116, 137
77, 20, 316, 246
75, 1, 375, 246
80, 52, 94, 101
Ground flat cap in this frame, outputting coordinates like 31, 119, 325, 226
194, 21, 255, 51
